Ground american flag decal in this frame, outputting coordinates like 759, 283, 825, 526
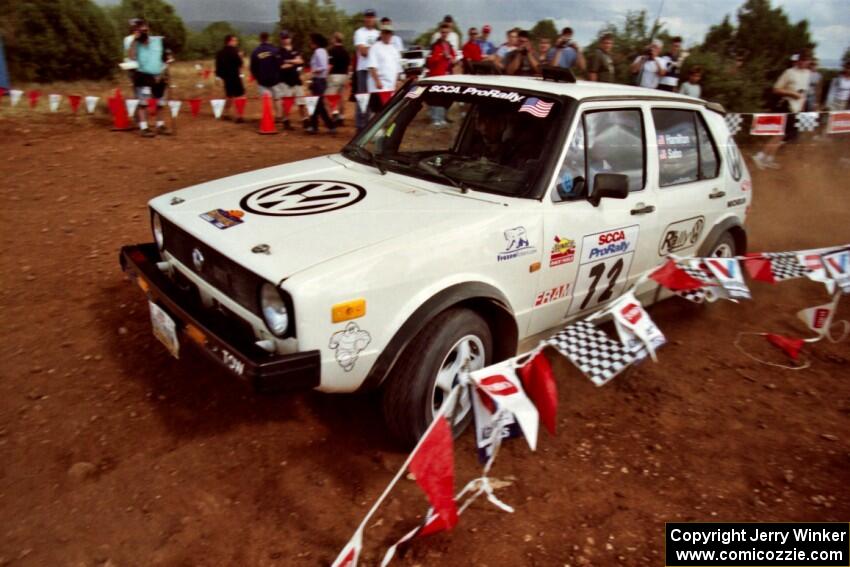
405, 86, 426, 99
518, 97, 554, 118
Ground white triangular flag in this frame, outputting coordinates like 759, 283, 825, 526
125, 98, 139, 118
470, 361, 538, 451
331, 527, 362, 567
797, 302, 835, 338
798, 249, 836, 295
609, 291, 666, 362
48, 93, 61, 112
821, 248, 850, 294
168, 100, 182, 118
84, 96, 99, 114
210, 98, 226, 119
9, 89, 23, 107
704, 257, 751, 300
355, 92, 370, 114
303, 95, 319, 116
471, 385, 520, 462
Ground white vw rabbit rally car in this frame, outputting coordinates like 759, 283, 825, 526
120, 70, 751, 445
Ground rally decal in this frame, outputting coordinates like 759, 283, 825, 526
549, 236, 576, 267
427, 84, 525, 103
200, 209, 245, 229
240, 180, 366, 217
497, 226, 536, 262
658, 216, 705, 255
726, 138, 743, 181
567, 226, 639, 316
534, 284, 569, 307
328, 322, 372, 372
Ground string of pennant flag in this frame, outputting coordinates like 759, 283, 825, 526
0, 86, 387, 120
331, 243, 850, 567
3, 86, 849, 136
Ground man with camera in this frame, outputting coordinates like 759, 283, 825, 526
547, 27, 586, 71
127, 20, 170, 137
505, 30, 540, 77
658, 36, 684, 92
630, 39, 666, 89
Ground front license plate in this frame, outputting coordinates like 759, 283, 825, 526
149, 301, 179, 358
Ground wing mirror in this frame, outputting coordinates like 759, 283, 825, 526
588, 173, 629, 207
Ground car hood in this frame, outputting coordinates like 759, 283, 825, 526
151, 155, 507, 283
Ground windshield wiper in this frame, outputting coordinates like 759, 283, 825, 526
343, 145, 387, 175
417, 161, 469, 193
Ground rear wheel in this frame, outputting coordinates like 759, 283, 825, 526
705, 232, 736, 258
381, 308, 492, 448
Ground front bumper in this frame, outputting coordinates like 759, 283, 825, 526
119, 243, 320, 392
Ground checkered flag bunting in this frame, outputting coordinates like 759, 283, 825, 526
725, 113, 743, 135
763, 252, 809, 281
673, 261, 714, 303
546, 320, 635, 386
795, 112, 819, 132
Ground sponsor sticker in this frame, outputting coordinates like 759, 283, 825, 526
549, 235, 576, 266
534, 284, 569, 307
497, 226, 536, 262
200, 209, 245, 229
427, 84, 525, 103
659, 217, 705, 255
580, 225, 639, 264
826, 111, 850, 135
727, 197, 747, 208
328, 322, 371, 372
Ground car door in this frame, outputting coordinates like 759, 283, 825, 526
528, 102, 663, 336
648, 106, 725, 259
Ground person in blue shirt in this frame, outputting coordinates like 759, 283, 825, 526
476, 24, 496, 56
250, 32, 282, 102
127, 21, 170, 136
546, 27, 585, 72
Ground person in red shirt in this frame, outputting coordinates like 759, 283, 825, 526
462, 27, 483, 73
426, 23, 456, 126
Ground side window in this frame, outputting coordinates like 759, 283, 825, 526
552, 121, 586, 202
652, 108, 699, 187
696, 115, 720, 179
584, 109, 645, 194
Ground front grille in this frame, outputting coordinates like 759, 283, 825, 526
160, 216, 264, 316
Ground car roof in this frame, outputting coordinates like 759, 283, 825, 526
420, 74, 720, 110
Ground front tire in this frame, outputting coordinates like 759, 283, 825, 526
705, 231, 736, 258
381, 308, 493, 448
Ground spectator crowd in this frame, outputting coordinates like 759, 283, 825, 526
120, 10, 850, 148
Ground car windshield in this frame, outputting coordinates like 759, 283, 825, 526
344, 82, 567, 198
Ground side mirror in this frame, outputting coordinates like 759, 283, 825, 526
588, 173, 629, 207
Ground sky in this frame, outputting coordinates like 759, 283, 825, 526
107, 0, 850, 62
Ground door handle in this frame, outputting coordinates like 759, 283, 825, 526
709, 189, 726, 199
630, 204, 655, 215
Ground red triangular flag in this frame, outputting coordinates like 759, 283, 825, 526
68, 94, 82, 113
189, 98, 202, 117
517, 353, 558, 436
765, 333, 804, 361
409, 417, 457, 532
234, 96, 247, 116
326, 93, 341, 112
378, 90, 393, 105
147, 97, 158, 118
28, 90, 41, 108
649, 259, 706, 291
282, 96, 295, 115
743, 254, 775, 283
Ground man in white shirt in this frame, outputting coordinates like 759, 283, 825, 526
353, 9, 380, 131
753, 50, 813, 170
368, 24, 402, 116
630, 40, 666, 89
380, 17, 404, 52
431, 15, 460, 52
826, 60, 850, 110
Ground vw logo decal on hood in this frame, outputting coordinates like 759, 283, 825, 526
240, 180, 366, 217
191, 247, 205, 271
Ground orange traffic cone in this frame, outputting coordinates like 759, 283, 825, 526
258, 92, 277, 135
111, 89, 133, 131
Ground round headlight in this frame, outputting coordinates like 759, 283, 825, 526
152, 213, 165, 250
260, 283, 289, 337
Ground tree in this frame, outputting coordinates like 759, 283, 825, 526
184, 21, 240, 60
277, 0, 356, 53
592, 10, 668, 84
108, 0, 187, 54
530, 19, 558, 42
2, 0, 120, 82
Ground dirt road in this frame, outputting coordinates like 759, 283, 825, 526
1, 110, 848, 566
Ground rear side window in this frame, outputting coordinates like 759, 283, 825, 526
653, 108, 721, 187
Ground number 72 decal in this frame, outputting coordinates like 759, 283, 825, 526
567, 253, 635, 316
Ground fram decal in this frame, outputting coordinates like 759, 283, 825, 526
659, 217, 704, 255
549, 236, 576, 266
534, 284, 569, 307
580, 225, 639, 264
497, 226, 536, 262
328, 322, 371, 372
